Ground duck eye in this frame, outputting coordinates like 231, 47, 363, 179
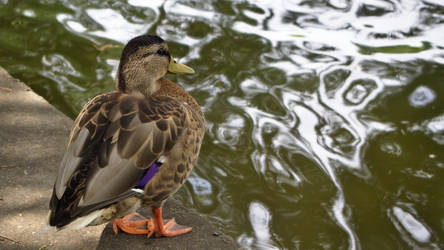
156, 49, 168, 56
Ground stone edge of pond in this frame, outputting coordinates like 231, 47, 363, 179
0, 66, 241, 250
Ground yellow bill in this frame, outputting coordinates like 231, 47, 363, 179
168, 56, 195, 74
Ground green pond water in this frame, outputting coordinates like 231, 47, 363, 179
1, 0, 444, 249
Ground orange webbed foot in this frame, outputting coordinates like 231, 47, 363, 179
150, 217, 192, 238
112, 212, 151, 235
151, 207, 192, 238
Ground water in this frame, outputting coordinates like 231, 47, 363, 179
1, 0, 443, 249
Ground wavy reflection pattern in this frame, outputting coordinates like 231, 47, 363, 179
1, 0, 443, 249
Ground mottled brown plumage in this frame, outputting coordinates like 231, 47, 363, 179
48, 35, 204, 235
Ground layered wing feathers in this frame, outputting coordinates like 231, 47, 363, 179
50, 92, 186, 227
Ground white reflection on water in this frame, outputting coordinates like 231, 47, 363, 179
187, 176, 213, 207
128, 0, 164, 11
165, 2, 215, 20
351, 0, 419, 33
248, 202, 278, 249
66, 21, 87, 33
106, 59, 119, 80
407, 114, 444, 146
216, 114, 245, 148
187, 177, 212, 195
408, 86, 436, 108
424, 114, 444, 145
56, 14, 87, 33
290, 103, 358, 250
86, 8, 149, 43
40, 54, 84, 92
391, 206, 436, 247
22, 9, 36, 18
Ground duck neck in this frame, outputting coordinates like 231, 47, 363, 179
116, 64, 161, 96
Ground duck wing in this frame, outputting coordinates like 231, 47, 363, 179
49, 92, 186, 228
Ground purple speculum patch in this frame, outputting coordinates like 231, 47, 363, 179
135, 162, 160, 188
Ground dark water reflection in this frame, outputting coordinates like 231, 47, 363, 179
1, 0, 443, 249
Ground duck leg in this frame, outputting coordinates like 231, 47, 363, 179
150, 207, 192, 237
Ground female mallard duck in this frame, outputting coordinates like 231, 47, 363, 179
48, 35, 205, 238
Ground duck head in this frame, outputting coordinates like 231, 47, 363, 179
116, 35, 194, 96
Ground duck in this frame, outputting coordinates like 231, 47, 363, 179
47, 34, 205, 238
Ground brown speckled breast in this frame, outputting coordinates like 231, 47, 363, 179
141, 77, 205, 207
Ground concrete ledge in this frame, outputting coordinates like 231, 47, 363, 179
0, 66, 238, 249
